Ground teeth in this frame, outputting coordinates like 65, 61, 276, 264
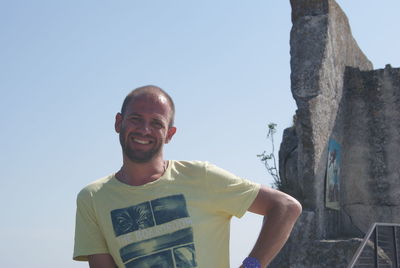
133, 138, 150, 145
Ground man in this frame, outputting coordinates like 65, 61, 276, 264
73, 85, 302, 268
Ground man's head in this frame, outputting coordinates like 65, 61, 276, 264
115, 85, 177, 163
120, 85, 175, 127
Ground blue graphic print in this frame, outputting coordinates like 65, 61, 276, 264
110, 194, 197, 268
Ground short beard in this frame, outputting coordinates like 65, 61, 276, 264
119, 133, 162, 163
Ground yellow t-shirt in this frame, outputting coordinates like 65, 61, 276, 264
73, 160, 260, 268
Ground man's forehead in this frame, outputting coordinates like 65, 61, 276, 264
125, 93, 171, 114
134, 91, 167, 103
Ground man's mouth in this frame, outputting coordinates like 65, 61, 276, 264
132, 138, 152, 145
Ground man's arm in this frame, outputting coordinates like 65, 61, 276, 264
243, 185, 302, 267
88, 254, 117, 268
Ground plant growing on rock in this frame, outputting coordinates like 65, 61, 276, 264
257, 123, 282, 189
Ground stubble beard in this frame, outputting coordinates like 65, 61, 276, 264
119, 131, 163, 163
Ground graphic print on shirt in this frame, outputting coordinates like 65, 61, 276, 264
110, 194, 197, 267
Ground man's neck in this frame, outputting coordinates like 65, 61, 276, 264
116, 157, 167, 186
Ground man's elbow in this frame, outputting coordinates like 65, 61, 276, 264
282, 196, 302, 221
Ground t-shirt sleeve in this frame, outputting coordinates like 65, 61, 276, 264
204, 162, 261, 218
73, 188, 109, 261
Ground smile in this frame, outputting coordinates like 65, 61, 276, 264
132, 138, 151, 145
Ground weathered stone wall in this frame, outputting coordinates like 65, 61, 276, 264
276, 65, 400, 268
273, 0, 400, 266
340, 65, 400, 235
289, 0, 372, 238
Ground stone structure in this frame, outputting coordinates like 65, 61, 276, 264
340, 66, 400, 235
272, 0, 400, 267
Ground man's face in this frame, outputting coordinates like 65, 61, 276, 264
115, 93, 176, 163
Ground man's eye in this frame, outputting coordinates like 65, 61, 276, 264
130, 117, 141, 123
152, 122, 163, 129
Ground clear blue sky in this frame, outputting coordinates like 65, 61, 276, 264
0, 1, 399, 267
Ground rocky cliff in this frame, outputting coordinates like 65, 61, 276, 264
271, 0, 400, 267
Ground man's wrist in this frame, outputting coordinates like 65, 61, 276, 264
242, 256, 261, 268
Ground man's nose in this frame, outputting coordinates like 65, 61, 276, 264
137, 121, 152, 134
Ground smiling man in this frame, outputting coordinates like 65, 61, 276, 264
73, 85, 302, 268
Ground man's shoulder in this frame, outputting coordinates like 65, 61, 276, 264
173, 160, 208, 168
172, 160, 214, 174
77, 174, 114, 199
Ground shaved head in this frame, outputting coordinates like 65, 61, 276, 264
121, 85, 175, 126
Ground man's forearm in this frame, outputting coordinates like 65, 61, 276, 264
244, 186, 302, 267
247, 202, 301, 267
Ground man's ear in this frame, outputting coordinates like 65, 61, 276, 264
115, 113, 123, 133
165, 127, 177, 144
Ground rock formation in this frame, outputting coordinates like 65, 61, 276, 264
272, 0, 400, 267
